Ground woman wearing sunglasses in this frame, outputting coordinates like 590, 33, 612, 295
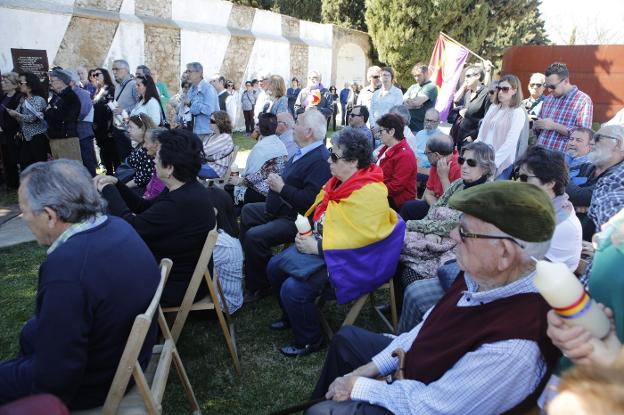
475, 74, 528, 180
266, 127, 404, 356
198, 110, 235, 179
514, 145, 582, 271
398, 142, 495, 323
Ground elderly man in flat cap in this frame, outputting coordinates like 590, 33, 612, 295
304, 181, 562, 415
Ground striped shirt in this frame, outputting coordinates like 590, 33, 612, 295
537, 86, 593, 152
213, 230, 244, 314
351, 272, 546, 415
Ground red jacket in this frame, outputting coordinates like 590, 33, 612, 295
377, 138, 417, 209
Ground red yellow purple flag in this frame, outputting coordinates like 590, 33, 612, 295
429, 33, 470, 122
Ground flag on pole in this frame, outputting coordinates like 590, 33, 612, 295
429, 33, 470, 122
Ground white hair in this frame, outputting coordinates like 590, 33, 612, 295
277, 112, 295, 129
367, 66, 382, 79
301, 109, 327, 141
308, 69, 322, 81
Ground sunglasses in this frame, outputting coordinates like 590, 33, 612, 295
457, 157, 477, 167
496, 86, 512, 93
465, 73, 479, 78
372, 75, 380, 79
514, 173, 538, 182
329, 147, 345, 163
210, 119, 216, 123
545, 78, 566, 90
529, 83, 543, 88
488, 90, 496, 95
93, 72, 103, 76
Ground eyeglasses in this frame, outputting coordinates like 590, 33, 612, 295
458, 224, 525, 248
594, 134, 620, 144
184, 69, 199, 74
348, 113, 361, 118
457, 156, 477, 167
496, 86, 512, 93
545, 78, 567, 90
329, 147, 346, 163
529, 83, 543, 88
514, 173, 538, 182
424, 118, 439, 123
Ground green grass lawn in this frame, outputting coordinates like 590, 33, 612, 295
0, 241, 389, 414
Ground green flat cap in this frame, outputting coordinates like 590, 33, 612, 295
449, 181, 555, 242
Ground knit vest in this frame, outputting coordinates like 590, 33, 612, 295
404, 273, 561, 414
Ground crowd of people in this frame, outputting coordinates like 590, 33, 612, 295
1, 55, 624, 415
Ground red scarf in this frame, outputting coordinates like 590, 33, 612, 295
312, 164, 384, 222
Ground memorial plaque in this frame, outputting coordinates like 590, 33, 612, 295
11, 48, 49, 82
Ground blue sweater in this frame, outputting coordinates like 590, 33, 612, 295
21, 216, 160, 409
265, 145, 332, 219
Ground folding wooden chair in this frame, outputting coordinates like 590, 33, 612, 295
161, 224, 241, 375
72, 258, 201, 415
317, 279, 398, 340
200, 145, 239, 188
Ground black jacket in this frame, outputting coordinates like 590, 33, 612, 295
457, 85, 491, 141
46, 86, 80, 138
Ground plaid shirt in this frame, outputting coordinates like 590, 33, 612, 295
537, 86, 593, 152
589, 160, 624, 229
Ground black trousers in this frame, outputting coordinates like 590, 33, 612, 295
20, 133, 49, 169
243, 110, 255, 133
111, 127, 132, 165
1, 132, 21, 188
239, 202, 297, 293
95, 130, 119, 175
306, 326, 394, 414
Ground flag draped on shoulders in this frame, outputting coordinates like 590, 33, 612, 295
306, 164, 406, 304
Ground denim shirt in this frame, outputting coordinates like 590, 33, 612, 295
188, 79, 219, 135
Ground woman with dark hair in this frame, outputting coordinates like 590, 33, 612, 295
198, 110, 235, 179
92, 67, 117, 174
205, 186, 244, 314
328, 85, 339, 132
0, 72, 24, 188
130, 75, 162, 125
267, 127, 405, 356
87, 69, 99, 98
95, 128, 216, 306
514, 145, 582, 270
6, 72, 49, 168
375, 112, 417, 210
476, 74, 528, 179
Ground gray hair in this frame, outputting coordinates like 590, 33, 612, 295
136, 64, 152, 77
146, 127, 168, 140
427, 133, 454, 156
20, 160, 106, 223
301, 109, 327, 142
186, 62, 203, 74
113, 59, 130, 71
503, 232, 551, 264
308, 69, 322, 82
389, 105, 411, 125
366, 66, 382, 79
461, 142, 497, 179
277, 112, 295, 129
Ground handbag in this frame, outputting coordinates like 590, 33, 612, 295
114, 159, 135, 183
273, 244, 326, 280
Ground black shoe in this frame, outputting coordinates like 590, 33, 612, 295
279, 338, 326, 357
243, 288, 271, 304
269, 319, 291, 330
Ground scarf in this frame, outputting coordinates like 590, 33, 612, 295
312, 164, 384, 222
244, 134, 288, 177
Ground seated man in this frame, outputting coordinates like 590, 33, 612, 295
400, 133, 461, 221
568, 125, 624, 240
407, 108, 441, 178
306, 181, 561, 415
240, 109, 332, 302
565, 127, 593, 185
276, 112, 299, 159
347, 105, 374, 150
0, 160, 160, 409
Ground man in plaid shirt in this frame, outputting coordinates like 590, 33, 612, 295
535, 62, 593, 152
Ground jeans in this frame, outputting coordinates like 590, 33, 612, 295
267, 256, 328, 346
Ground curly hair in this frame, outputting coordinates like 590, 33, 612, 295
154, 129, 206, 183
332, 127, 372, 169
211, 110, 232, 134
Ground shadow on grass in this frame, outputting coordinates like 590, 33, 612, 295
0, 240, 391, 415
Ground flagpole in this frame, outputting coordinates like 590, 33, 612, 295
440, 32, 489, 63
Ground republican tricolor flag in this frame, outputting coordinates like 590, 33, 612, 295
429, 33, 470, 122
